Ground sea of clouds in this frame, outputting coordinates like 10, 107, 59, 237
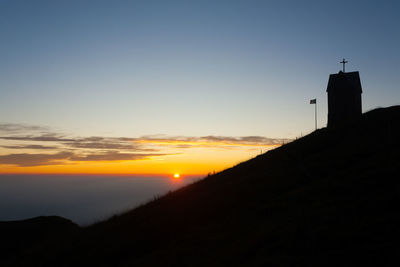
0, 175, 200, 225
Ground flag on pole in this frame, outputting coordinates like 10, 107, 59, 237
310, 98, 317, 130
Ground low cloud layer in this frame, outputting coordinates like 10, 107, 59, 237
0, 151, 168, 167
0, 123, 290, 167
0, 152, 73, 167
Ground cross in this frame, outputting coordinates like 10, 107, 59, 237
340, 58, 348, 72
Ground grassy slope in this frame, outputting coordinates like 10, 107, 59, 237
13, 106, 400, 266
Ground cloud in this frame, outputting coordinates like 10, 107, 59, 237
135, 135, 290, 148
70, 151, 167, 162
67, 141, 136, 150
0, 122, 291, 168
200, 135, 289, 145
0, 134, 155, 152
65, 138, 156, 151
0, 122, 290, 149
0, 152, 73, 167
0, 150, 170, 167
0, 134, 74, 142
0, 123, 48, 133
2, 145, 58, 150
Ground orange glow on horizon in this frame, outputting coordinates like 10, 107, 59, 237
0, 144, 281, 176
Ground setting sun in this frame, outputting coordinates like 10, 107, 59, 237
173, 173, 180, 179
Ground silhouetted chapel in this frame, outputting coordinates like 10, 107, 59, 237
326, 59, 362, 127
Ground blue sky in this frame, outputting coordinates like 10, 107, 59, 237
1, 0, 399, 139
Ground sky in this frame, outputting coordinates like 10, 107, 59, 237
1, 0, 399, 176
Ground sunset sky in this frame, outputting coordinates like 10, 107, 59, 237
1, 0, 399, 176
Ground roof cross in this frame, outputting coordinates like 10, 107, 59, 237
340, 58, 348, 72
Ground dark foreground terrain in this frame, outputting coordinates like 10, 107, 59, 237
2, 106, 400, 266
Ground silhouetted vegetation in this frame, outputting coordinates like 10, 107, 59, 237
2, 106, 400, 266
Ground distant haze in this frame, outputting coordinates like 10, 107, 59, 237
0, 175, 200, 225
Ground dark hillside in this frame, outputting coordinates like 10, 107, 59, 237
8, 106, 400, 266
0, 216, 79, 266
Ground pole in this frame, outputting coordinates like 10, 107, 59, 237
315, 100, 317, 131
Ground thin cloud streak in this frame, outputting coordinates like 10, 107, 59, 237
136, 135, 290, 147
0, 134, 75, 142
2, 145, 58, 150
70, 152, 169, 162
0, 123, 48, 133
201, 135, 289, 145
0, 151, 171, 167
65, 140, 156, 151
